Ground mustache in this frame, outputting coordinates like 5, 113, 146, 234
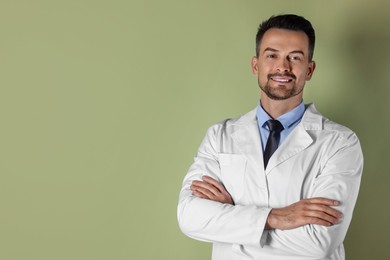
267, 72, 296, 79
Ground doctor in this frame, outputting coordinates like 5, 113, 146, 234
177, 14, 363, 260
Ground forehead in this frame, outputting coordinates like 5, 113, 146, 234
260, 28, 310, 54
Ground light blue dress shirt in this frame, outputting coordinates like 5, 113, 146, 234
256, 101, 306, 151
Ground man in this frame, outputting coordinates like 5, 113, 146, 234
177, 14, 363, 260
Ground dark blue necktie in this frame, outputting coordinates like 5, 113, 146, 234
263, 120, 284, 169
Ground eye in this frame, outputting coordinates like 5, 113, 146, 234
266, 54, 277, 59
288, 55, 302, 61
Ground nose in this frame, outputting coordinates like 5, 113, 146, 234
276, 57, 291, 72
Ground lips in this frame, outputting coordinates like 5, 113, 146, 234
270, 76, 294, 83
268, 73, 296, 83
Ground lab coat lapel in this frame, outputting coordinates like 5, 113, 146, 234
265, 124, 313, 173
265, 104, 321, 174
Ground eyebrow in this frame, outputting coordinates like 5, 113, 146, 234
263, 47, 279, 53
263, 48, 305, 56
290, 50, 305, 56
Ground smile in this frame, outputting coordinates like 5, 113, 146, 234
270, 76, 294, 83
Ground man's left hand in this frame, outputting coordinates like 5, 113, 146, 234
191, 176, 234, 205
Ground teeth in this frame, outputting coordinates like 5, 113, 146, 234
271, 77, 292, 83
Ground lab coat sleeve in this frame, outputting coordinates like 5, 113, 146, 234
265, 132, 363, 259
177, 124, 272, 246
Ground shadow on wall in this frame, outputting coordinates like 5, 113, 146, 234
340, 9, 390, 170
337, 8, 390, 260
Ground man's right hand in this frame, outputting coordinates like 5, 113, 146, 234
265, 198, 342, 230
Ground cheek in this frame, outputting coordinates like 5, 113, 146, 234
257, 70, 268, 82
258, 74, 270, 87
293, 68, 309, 79
257, 65, 271, 77
295, 64, 312, 76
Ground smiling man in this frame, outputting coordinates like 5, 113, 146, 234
178, 14, 363, 260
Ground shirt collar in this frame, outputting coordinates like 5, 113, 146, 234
256, 100, 305, 130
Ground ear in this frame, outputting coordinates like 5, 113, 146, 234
306, 60, 316, 80
251, 56, 259, 75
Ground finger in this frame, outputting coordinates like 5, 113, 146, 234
202, 176, 226, 193
303, 203, 342, 219
192, 190, 209, 199
191, 186, 212, 199
306, 197, 340, 206
304, 210, 340, 225
191, 185, 218, 199
202, 177, 233, 202
303, 216, 335, 227
318, 205, 342, 219
192, 180, 221, 196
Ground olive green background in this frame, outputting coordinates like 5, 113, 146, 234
0, 0, 389, 259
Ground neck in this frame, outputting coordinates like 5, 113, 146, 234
260, 96, 302, 119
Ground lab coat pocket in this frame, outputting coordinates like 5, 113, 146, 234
218, 153, 247, 202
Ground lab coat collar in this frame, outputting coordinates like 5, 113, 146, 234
230, 103, 321, 175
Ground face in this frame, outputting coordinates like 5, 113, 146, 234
252, 28, 316, 102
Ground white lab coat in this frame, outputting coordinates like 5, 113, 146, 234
177, 104, 363, 260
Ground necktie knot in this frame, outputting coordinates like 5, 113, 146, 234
266, 120, 284, 133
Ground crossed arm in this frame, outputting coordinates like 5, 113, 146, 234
179, 123, 363, 259
191, 176, 342, 230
